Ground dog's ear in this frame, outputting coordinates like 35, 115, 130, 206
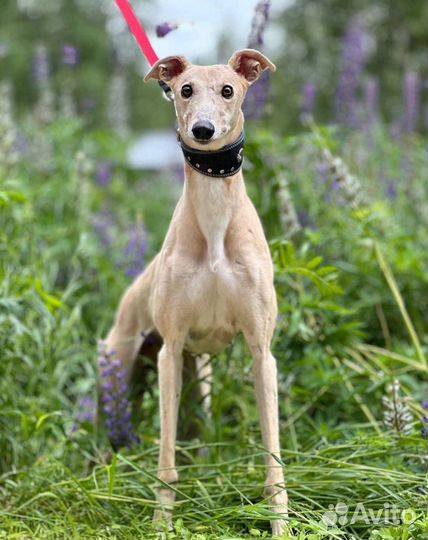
228, 49, 276, 83
144, 55, 190, 83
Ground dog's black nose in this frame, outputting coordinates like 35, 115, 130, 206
192, 121, 215, 141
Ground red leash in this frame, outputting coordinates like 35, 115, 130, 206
115, 0, 159, 66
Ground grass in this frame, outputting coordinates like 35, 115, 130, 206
1, 115, 428, 539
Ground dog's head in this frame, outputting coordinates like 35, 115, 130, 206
144, 49, 276, 150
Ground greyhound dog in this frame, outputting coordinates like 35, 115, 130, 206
103, 49, 288, 536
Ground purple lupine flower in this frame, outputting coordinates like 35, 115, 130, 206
297, 209, 315, 229
76, 396, 97, 423
33, 45, 51, 84
300, 81, 317, 121
421, 402, 428, 439
98, 341, 139, 450
62, 44, 79, 66
386, 181, 397, 201
155, 22, 178, 38
335, 19, 368, 126
123, 221, 148, 279
92, 209, 116, 251
402, 71, 420, 134
15, 132, 30, 156
82, 96, 97, 112
96, 161, 113, 188
71, 395, 97, 432
243, 71, 271, 120
364, 77, 379, 129
243, 1, 272, 120
247, 0, 271, 48
315, 161, 329, 186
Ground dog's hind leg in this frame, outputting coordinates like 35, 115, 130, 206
195, 353, 212, 419
101, 261, 156, 380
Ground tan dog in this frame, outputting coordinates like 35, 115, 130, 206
103, 49, 288, 536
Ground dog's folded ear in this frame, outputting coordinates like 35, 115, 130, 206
228, 49, 276, 83
144, 55, 190, 82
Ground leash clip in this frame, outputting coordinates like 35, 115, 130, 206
158, 80, 174, 102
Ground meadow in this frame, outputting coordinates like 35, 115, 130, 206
1, 1, 428, 539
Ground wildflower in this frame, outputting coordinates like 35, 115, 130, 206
62, 44, 79, 66
155, 22, 178, 38
33, 45, 55, 127
33, 44, 51, 85
277, 174, 301, 237
107, 68, 130, 138
74, 150, 93, 221
59, 87, 77, 119
300, 82, 317, 122
92, 208, 116, 251
243, 71, 271, 120
364, 78, 379, 130
98, 341, 139, 450
0, 81, 18, 168
123, 218, 148, 279
421, 402, 428, 439
72, 395, 97, 432
402, 71, 420, 134
385, 181, 397, 201
243, 1, 272, 120
15, 132, 30, 157
382, 380, 414, 436
96, 161, 113, 188
247, 0, 271, 48
335, 19, 368, 126
82, 96, 97, 113
322, 148, 364, 208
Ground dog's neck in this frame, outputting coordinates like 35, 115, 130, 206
182, 123, 246, 272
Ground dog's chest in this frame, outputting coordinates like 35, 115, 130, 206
184, 259, 240, 354
192, 180, 232, 272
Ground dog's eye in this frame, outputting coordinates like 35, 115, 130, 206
181, 85, 193, 98
221, 85, 234, 99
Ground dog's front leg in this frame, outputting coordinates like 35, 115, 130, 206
153, 340, 184, 528
247, 340, 288, 537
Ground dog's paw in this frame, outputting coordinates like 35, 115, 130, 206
270, 518, 294, 539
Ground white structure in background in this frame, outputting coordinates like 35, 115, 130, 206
128, 130, 182, 170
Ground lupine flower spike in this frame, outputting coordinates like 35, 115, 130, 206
382, 380, 414, 436
322, 148, 364, 208
335, 19, 368, 127
98, 341, 139, 450
243, 0, 272, 119
421, 401, 428, 440
0, 81, 18, 168
72, 395, 97, 432
277, 174, 301, 238
107, 68, 130, 138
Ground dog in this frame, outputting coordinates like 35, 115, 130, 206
102, 49, 288, 536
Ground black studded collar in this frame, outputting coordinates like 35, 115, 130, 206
178, 131, 245, 178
